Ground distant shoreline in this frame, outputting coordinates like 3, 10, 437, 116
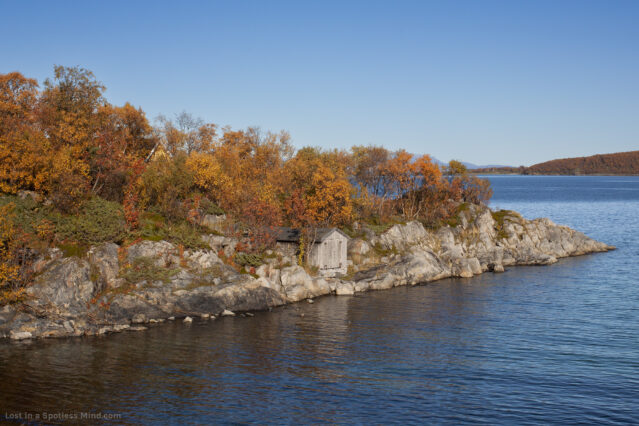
471, 172, 639, 176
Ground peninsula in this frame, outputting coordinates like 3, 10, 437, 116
0, 67, 615, 340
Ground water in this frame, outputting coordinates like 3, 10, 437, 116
1, 176, 639, 425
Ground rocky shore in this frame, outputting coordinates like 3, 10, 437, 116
0, 204, 614, 340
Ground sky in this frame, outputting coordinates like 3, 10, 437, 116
1, 0, 638, 166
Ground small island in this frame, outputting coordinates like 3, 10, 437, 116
0, 67, 614, 340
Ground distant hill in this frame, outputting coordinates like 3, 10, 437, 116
471, 151, 639, 175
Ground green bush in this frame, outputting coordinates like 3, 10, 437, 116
234, 252, 263, 267
54, 197, 126, 245
200, 198, 225, 216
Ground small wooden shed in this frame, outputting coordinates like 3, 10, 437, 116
275, 227, 350, 277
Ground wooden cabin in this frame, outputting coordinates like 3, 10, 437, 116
275, 227, 350, 277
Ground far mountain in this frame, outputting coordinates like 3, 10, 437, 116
471, 150, 639, 175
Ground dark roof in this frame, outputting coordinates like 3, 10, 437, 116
275, 227, 301, 243
275, 227, 349, 243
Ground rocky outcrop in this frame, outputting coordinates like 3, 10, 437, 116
0, 204, 614, 340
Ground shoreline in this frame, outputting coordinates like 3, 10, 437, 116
0, 204, 615, 341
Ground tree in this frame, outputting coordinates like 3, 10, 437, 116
92, 103, 156, 200
0, 72, 48, 194
34, 66, 106, 210
445, 160, 492, 204
156, 112, 216, 155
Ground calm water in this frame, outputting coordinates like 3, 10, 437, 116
1, 176, 638, 425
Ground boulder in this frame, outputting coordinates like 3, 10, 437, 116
335, 282, 355, 295
26, 257, 96, 316
373, 221, 429, 251
10, 330, 33, 340
200, 214, 227, 233
185, 250, 221, 271
88, 243, 120, 289
127, 241, 178, 268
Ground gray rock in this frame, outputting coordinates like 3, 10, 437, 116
26, 257, 96, 316
2, 203, 614, 341
131, 313, 146, 324
127, 240, 178, 267
9, 330, 33, 340
88, 243, 120, 289
200, 214, 227, 233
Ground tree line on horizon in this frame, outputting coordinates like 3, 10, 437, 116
0, 66, 492, 301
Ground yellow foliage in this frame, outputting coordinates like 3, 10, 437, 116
185, 151, 229, 193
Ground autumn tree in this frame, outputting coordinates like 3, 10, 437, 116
0, 72, 48, 194
283, 147, 352, 238
156, 112, 216, 155
445, 160, 493, 204
33, 66, 107, 210
92, 103, 156, 201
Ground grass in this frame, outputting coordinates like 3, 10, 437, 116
445, 202, 471, 228
372, 241, 399, 257
119, 257, 179, 285
58, 242, 88, 258
491, 209, 521, 239
133, 212, 210, 249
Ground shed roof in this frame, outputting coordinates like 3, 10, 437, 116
275, 227, 349, 243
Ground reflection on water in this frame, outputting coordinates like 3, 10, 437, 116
1, 176, 639, 424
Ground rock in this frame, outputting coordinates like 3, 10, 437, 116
31, 248, 63, 275
200, 214, 227, 233
255, 264, 270, 278
335, 282, 355, 295
348, 239, 371, 256
131, 314, 146, 324
127, 240, 178, 268
201, 234, 237, 257
185, 250, 221, 271
128, 326, 147, 331
2, 202, 615, 341
9, 330, 32, 340
26, 257, 96, 316
183, 316, 193, 323
168, 316, 175, 321
200, 313, 210, 319
373, 221, 429, 251
245, 312, 254, 317
17, 190, 42, 203
88, 243, 120, 289
221, 309, 235, 317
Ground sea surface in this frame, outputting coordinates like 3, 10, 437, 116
1, 176, 638, 425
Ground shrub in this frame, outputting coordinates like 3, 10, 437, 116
200, 197, 225, 216
234, 252, 264, 268
54, 197, 126, 245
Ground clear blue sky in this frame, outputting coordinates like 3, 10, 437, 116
2, 0, 638, 166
